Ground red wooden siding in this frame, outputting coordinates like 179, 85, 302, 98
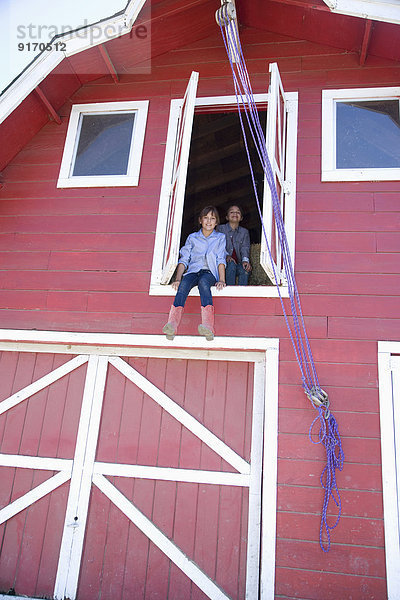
0, 20, 399, 600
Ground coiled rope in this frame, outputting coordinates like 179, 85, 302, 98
217, 2, 344, 551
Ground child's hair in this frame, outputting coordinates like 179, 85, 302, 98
198, 206, 220, 226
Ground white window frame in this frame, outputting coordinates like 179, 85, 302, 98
57, 101, 149, 188
322, 87, 400, 182
150, 68, 298, 299
378, 341, 400, 600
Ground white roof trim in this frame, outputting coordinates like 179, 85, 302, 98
0, 0, 147, 126
323, 0, 400, 24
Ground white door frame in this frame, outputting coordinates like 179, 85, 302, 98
378, 341, 400, 600
0, 329, 279, 600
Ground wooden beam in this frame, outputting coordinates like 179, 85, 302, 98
192, 114, 237, 139
186, 165, 251, 194
189, 140, 244, 168
65, 56, 85, 85
360, 19, 373, 65
34, 85, 62, 124
98, 44, 119, 83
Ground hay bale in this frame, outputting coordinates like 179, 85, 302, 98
248, 243, 274, 286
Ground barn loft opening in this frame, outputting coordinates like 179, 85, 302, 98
180, 108, 270, 285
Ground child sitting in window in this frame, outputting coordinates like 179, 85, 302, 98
218, 204, 252, 285
163, 206, 227, 341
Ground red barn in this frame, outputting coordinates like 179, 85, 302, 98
0, 1, 399, 598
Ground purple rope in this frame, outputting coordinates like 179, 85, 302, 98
218, 10, 344, 551
220, 19, 318, 392
310, 409, 345, 551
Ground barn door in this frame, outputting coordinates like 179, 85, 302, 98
0, 342, 276, 600
0, 352, 89, 598
76, 355, 263, 600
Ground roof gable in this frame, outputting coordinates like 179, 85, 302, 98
0, 0, 147, 125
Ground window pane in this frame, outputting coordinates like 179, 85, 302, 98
72, 113, 135, 176
336, 100, 400, 169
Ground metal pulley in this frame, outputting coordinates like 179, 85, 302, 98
306, 386, 331, 418
215, 0, 239, 62
215, 0, 237, 26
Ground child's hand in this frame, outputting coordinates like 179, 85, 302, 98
215, 281, 226, 291
242, 261, 252, 272
171, 280, 181, 291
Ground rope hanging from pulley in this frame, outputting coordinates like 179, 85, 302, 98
216, 1, 344, 552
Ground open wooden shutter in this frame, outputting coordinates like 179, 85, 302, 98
260, 62, 290, 285
160, 71, 199, 284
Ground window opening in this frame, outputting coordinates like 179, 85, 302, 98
179, 109, 271, 286
151, 67, 298, 297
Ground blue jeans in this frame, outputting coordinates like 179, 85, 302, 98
173, 270, 216, 307
226, 261, 249, 286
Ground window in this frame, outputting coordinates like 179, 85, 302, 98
322, 87, 400, 181
150, 64, 298, 298
57, 101, 149, 188
378, 342, 400, 599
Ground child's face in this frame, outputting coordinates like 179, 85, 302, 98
199, 211, 218, 235
227, 206, 242, 225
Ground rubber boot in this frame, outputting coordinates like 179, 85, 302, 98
198, 305, 215, 341
162, 305, 184, 340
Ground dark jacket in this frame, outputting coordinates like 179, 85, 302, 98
217, 223, 250, 263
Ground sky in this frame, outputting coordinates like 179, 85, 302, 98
0, 0, 127, 91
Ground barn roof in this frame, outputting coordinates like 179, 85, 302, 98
322, 0, 400, 24
0, 0, 399, 173
0, 0, 147, 123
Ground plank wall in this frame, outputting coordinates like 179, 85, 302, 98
1, 24, 400, 599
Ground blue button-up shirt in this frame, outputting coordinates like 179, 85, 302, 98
178, 229, 227, 282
